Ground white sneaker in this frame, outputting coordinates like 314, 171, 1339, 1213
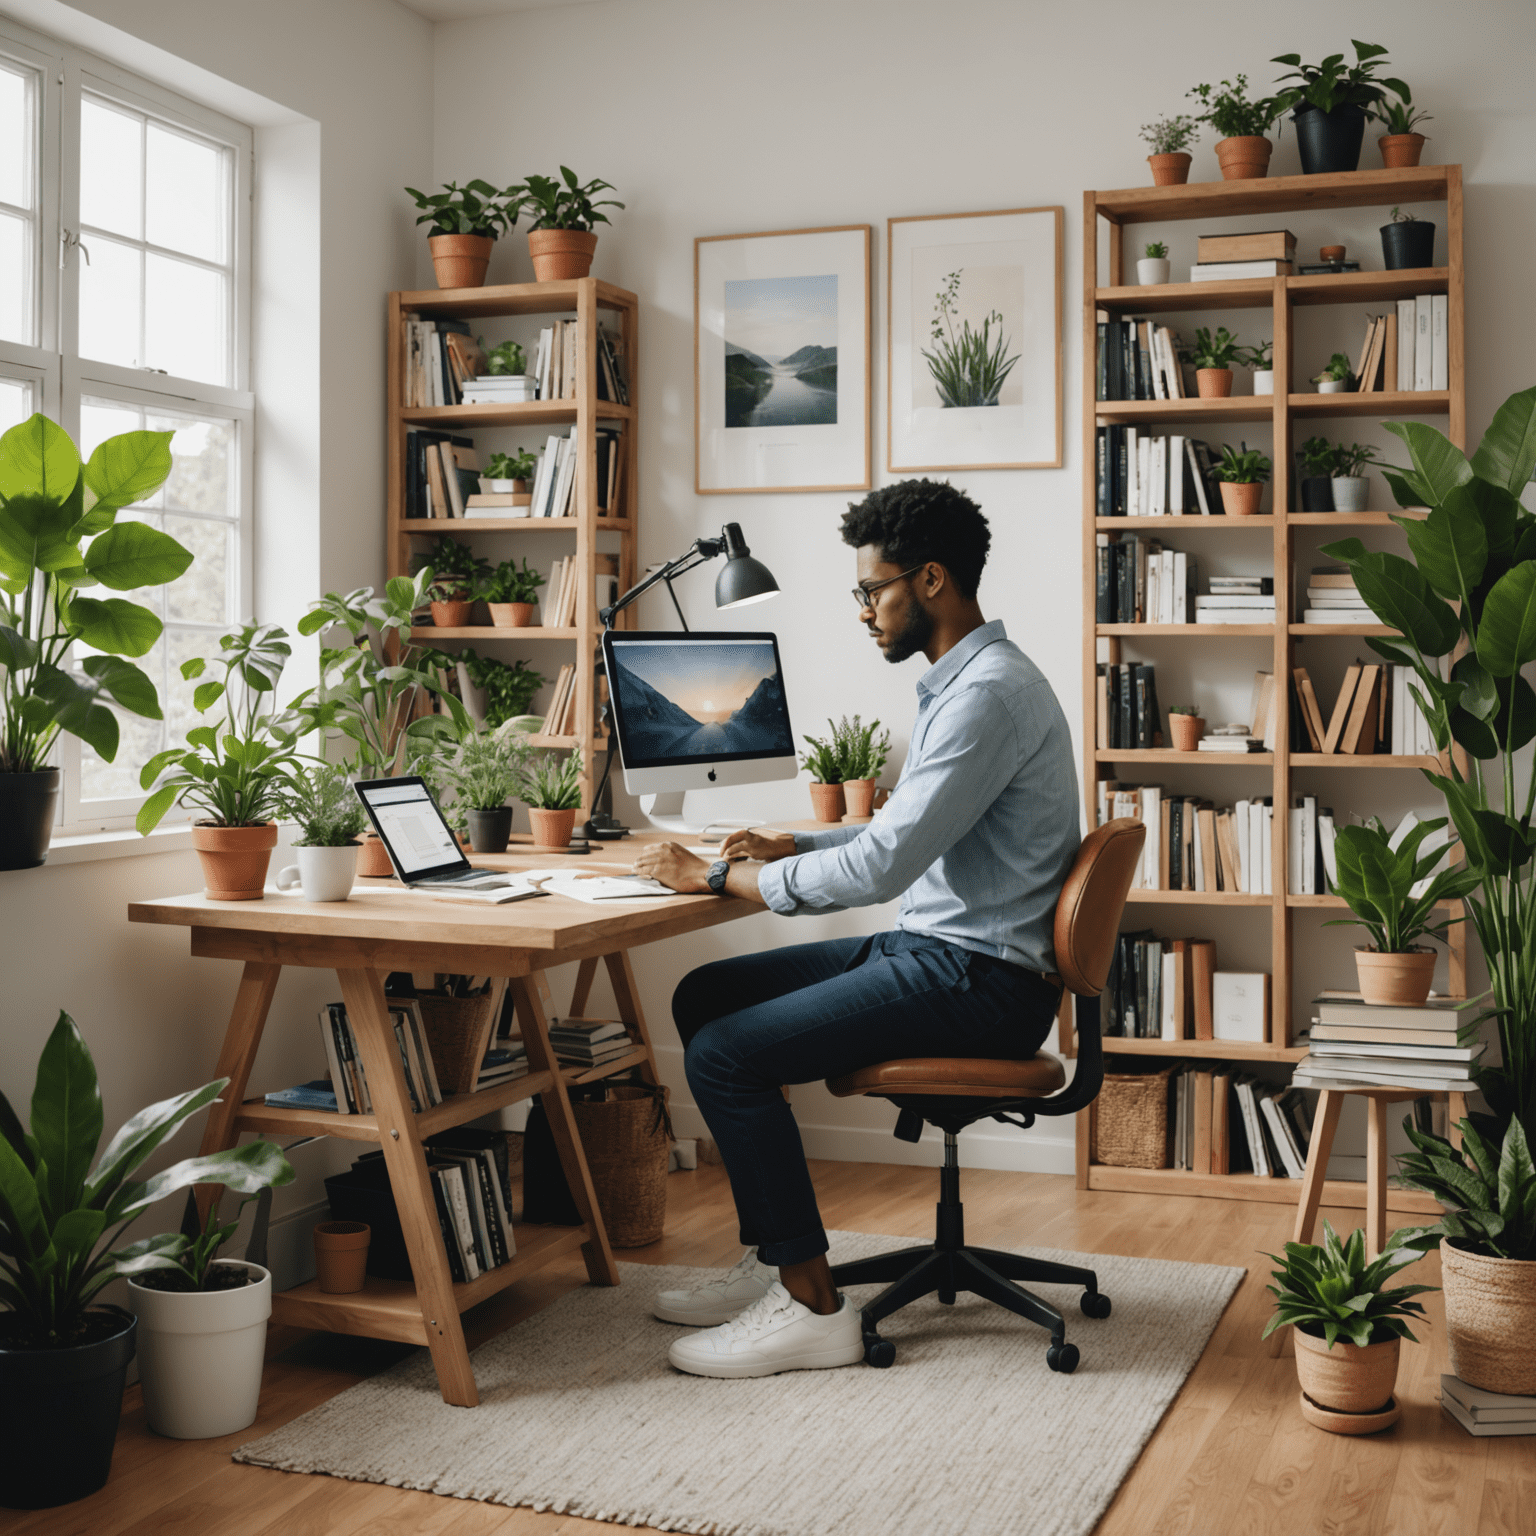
653, 1247, 779, 1326
667, 1282, 865, 1379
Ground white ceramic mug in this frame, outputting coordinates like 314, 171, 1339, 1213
276, 843, 359, 902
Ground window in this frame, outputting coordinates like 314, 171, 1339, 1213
0, 18, 252, 833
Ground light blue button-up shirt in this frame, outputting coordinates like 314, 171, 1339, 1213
758, 620, 1081, 974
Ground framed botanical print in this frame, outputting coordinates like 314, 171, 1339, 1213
887, 207, 1063, 472
695, 225, 871, 494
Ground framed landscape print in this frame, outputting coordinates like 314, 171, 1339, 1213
887, 207, 1063, 472
695, 225, 871, 494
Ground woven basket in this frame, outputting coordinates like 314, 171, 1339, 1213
416, 993, 497, 1096
1092, 1066, 1174, 1169
572, 1087, 670, 1247
1441, 1239, 1536, 1395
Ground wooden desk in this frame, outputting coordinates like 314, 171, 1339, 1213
128, 845, 759, 1407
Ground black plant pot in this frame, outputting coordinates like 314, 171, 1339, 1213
466, 805, 513, 854
1292, 103, 1367, 175
1380, 220, 1437, 270
0, 768, 61, 870
0, 1307, 135, 1509
1300, 476, 1335, 512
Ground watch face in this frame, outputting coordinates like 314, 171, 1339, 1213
708, 859, 730, 892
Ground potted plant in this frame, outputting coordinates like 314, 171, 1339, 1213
1324, 816, 1478, 1005
1395, 1117, 1536, 1396
1271, 41, 1403, 176
1261, 1220, 1435, 1433
519, 749, 583, 848
273, 762, 368, 902
453, 649, 545, 731
404, 179, 516, 290
440, 730, 531, 853
834, 716, 891, 818
0, 414, 190, 870
1372, 89, 1432, 169
135, 624, 300, 899
1380, 206, 1436, 271
1139, 114, 1199, 186
484, 339, 526, 377
1211, 444, 1270, 517
418, 535, 491, 627
0, 1011, 292, 1507
1241, 339, 1275, 396
1330, 442, 1383, 512
1181, 326, 1242, 398
1137, 241, 1171, 287
1186, 75, 1281, 179
1298, 435, 1339, 510
800, 724, 847, 821
1312, 352, 1354, 394
503, 167, 624, 282
1166, 705, 1205, 751
482, 447, 537, 496
484, 556, 545, 627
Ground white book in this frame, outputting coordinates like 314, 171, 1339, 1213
318, 1008, 349, 1116
1173, 551, 1188, 623
1125, 429, 1140, 515
1168, 434, 1186, 512
1295, 1066, 1476, 1092
1161, 949, 1178, 1038
1442, 1373, 1536, 1416
550, 435, 578, 519
1190, 259, 1291, 279
1158, 549, 1172, 624
1396, 298, 1416, 391
1235, 799, 1250, 894
1153, 438, 1167, 516
1196, 611, 1275, 625
1141, 785, 1161, 888
1259, 1092, 1306, 1178
1236, 1079, 1271, 1177
1288, 806, 1306, 896
1440, 1391, 1536, 1438
1196, 593, 1277, 608
439, 1164, 480, 1281
1431, 294, 1448, 390
1318, 812, 1338, 892
1192, 812, 1206, 892
1261, 803, 1274, 894
1162, 328, 1185, 398
1248, 804, 1263, 896
1138, 436, 1152, 516
1415, 295, 1434, 391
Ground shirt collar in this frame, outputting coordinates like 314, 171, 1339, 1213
916, 619, 1007, 700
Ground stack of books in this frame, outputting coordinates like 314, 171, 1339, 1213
1196, 575, 1275, 626
1301, 568, 1374, 625
264, 1079, 339, 1112
476, 1041, 528, 1090
1189, 228, 1295, 282
1197, 727, 1264, 755
318, 1000, 443, 1115
1399, 294, 1449, 392
1441, 1374, 1536, 1437
460, 373, 537, 405
549, 1017, 635, 1069
1293, 992, 1485, 1093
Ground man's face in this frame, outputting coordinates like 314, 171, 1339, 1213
856, 547, 933, 665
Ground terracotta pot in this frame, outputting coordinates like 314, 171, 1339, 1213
191, 822, 278, 901
1168, 714, 1205, 752
1146, 152, 1191, 187
427, 233, 493, 290
528, 806, 578, 848
312, 1221, 370, 1295
1214, 136, 1273, 181
1196, 368, 1233, 399
1220, 481, 1264, 517
1355, 947, 1436, 1007
809, 781, 846, 823
1378, 133, 1427, 169
1441, 1239, 1536, 1395
430, 599, 474, 629
843, 779, 877, 818
528, 228, 599, 282
1294, 1327, 1400, 1417
511, 478, 529, 495
356, 832, 395, 879
1320, 245, 1347, 264
488, 602, 535, 627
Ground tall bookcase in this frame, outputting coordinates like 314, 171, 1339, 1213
386, 278, 640, 809
1078, 166, 1465, 1207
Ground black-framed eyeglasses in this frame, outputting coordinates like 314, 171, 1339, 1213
852, 565, 926, 609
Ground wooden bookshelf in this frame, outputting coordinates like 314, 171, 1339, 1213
387, 278, 640, 809
1079, 165, 1467, 1201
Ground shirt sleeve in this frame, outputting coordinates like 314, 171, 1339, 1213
758, 683, 1025, 917
792, 826, 862, 853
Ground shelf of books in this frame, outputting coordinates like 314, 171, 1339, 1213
1078, 165, 1467, 1205
387, 278, 639, 809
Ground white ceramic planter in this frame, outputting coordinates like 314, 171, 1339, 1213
1136, 257, 1171, 286
479, 477, 516, 494
1318, 379, 1347, 393
1253, 369, 1275, 395
127, 1261, 271, 1439
275, 843, 358, 902
1331, 476, 1369, 512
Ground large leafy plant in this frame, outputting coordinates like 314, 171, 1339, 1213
404, 179, 516, 239
0, 414, 191, 774
1271, 41, 1404, 115
1320, 387, 1536, 1141
1395, 1117, 1536, 1262
505, 168, 623, 232
0, 1011, 293, 1347
1326, 815, 1480, 952
458, 649, 544, 730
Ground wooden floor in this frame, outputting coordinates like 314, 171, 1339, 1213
16, 1159, 1531, 1536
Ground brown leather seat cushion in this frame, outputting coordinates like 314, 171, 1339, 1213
826, 1054, 1067, 1099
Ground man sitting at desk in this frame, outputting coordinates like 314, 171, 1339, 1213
632, 478, 1080, 1379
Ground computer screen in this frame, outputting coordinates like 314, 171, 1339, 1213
353, 777, 469, 879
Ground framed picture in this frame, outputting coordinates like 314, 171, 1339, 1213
695, 225, 871, 494
887, 207, 1063, 472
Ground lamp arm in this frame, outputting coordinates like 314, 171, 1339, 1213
600, 538, 724, 629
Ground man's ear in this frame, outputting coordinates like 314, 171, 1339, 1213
919, 562, 948, 601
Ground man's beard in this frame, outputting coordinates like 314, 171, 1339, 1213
879, 596, 933, 664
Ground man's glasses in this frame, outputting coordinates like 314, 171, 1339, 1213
852, 565, 926, 609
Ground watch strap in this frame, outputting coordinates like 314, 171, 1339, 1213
706, 859, 731, 895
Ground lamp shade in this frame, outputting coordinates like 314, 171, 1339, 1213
714, 522, 779, 609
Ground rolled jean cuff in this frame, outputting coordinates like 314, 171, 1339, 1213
752, 1226, 830, 1268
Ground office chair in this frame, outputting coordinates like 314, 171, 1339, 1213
825, 817, 1146, 1374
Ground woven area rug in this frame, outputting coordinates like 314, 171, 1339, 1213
236, 1231, 1244, 1536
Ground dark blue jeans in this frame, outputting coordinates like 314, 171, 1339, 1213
673, 931, 1060, 1267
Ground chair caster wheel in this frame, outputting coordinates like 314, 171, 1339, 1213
1046, 1342, 1080, 1374
1080, 1291, 1111, 1319
864, 1338, 896, 1369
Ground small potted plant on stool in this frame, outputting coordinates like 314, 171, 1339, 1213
1212, 444, 1270, 517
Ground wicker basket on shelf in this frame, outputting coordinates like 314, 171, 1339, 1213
572, 1085, 671, 1247
1092, 1065, 1174, 1169
416, 992, 497, 1096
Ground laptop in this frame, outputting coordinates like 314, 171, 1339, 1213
353, 777, 547, 901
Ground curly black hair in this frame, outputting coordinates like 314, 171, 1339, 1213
839, 479, 991, 600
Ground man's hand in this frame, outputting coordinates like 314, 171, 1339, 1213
631, 841, 712, 893
718, 827, 798, 863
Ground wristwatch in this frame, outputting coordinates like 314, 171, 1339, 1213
706, 859, 731, 895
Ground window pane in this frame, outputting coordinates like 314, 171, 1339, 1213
79, 396, 144, 463
78, 234, 142, 369
156, 413, 232, 516
0, 61, 35, 210
164, 516, 227, 622
146, 123, 224, 262
80, 97, 142, 240
145, 255, 224, 384
0, 375, 34, 433
0, 211, 31, 345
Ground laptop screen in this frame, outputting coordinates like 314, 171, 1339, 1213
353, 777, 470, 880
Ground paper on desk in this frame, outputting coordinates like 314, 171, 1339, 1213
530, 871, 684, 903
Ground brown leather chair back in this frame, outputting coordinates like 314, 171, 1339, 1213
1051, 818, 1146, 999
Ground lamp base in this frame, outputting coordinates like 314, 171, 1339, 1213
581, 811, 630, 841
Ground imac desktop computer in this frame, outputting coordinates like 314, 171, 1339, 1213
600, 629, 797, 836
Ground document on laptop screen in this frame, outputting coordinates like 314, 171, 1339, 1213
362, 781, 462, 876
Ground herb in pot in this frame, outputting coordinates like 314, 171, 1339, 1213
1185, 75, 1281, 138
1181, 326, 1244, 371
504, 168, 623, 231
485, 448, 537, 481
278, 761, 367, 847
484, 557, 545, 606
518, 749, 583, 810
1144, 241, 1169, 260
484, 340, 526, 376
404, 179, 516, 238
1139, 116, 1200, 155
1312, 352, 1354, 385
1212, 445, 1272, 484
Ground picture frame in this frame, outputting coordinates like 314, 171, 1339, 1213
695, 224, 871, 494
887, 207, 1063, 473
